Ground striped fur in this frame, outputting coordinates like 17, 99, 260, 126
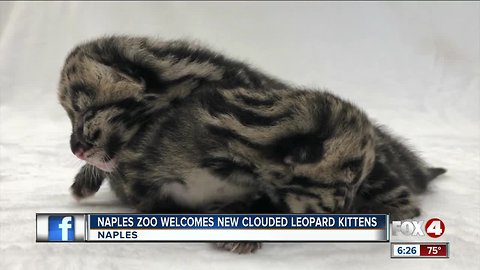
59, 36, 446, 253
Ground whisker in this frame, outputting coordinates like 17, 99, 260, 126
103, 153, 120, 175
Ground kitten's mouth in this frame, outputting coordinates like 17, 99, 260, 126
87, 159, 116, 172
75, 149, 116, 172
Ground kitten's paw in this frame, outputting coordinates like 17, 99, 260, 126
390, 205, 421, 221
70, 181, 97, 200
215, 242, 262, 254
386, 189, 422, 220
71, 165, 104, 200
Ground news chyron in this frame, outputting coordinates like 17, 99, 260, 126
36, 213, 449, 258
36, 213, 388, 242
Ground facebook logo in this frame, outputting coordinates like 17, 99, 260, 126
48, 216, 75, 241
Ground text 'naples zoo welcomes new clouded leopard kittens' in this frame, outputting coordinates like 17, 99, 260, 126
58, 36, 446, 254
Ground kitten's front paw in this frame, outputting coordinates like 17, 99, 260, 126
215, 242, 262, 254
70, 181, 97, 200
71, 165, 105, 201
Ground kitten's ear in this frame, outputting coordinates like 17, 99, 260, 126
111, 64, 146, 89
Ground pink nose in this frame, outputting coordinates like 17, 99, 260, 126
75, 149, 86, 160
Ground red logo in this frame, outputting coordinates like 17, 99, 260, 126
425, 218, 445, 238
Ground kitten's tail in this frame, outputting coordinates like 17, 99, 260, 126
428, 167, 447, 181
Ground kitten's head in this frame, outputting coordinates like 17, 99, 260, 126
67, 97, 154, 172
58, 41, 148, 171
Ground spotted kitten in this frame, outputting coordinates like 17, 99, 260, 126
58, 36, 445, 253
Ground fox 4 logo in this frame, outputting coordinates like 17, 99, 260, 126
392, 218, 445, 238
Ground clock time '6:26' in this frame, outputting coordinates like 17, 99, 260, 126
392, 244, 420, 257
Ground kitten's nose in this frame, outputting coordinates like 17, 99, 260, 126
70, 133, 92, 160
74, 148, 86, 160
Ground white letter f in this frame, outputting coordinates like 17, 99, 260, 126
59, 217, 72, 241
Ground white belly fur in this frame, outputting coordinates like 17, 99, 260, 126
162, 168, 252, 208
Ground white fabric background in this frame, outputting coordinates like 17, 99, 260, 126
0, 2, 479, 269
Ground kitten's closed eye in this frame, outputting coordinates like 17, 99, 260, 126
143, 94, 160, 101
87, 129, 102, 144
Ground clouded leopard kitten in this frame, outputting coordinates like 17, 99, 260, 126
58, 36, 446, 253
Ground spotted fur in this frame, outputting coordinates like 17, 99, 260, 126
58, 36, 446, 254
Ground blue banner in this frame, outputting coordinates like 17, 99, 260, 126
89, 214, 387, 229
